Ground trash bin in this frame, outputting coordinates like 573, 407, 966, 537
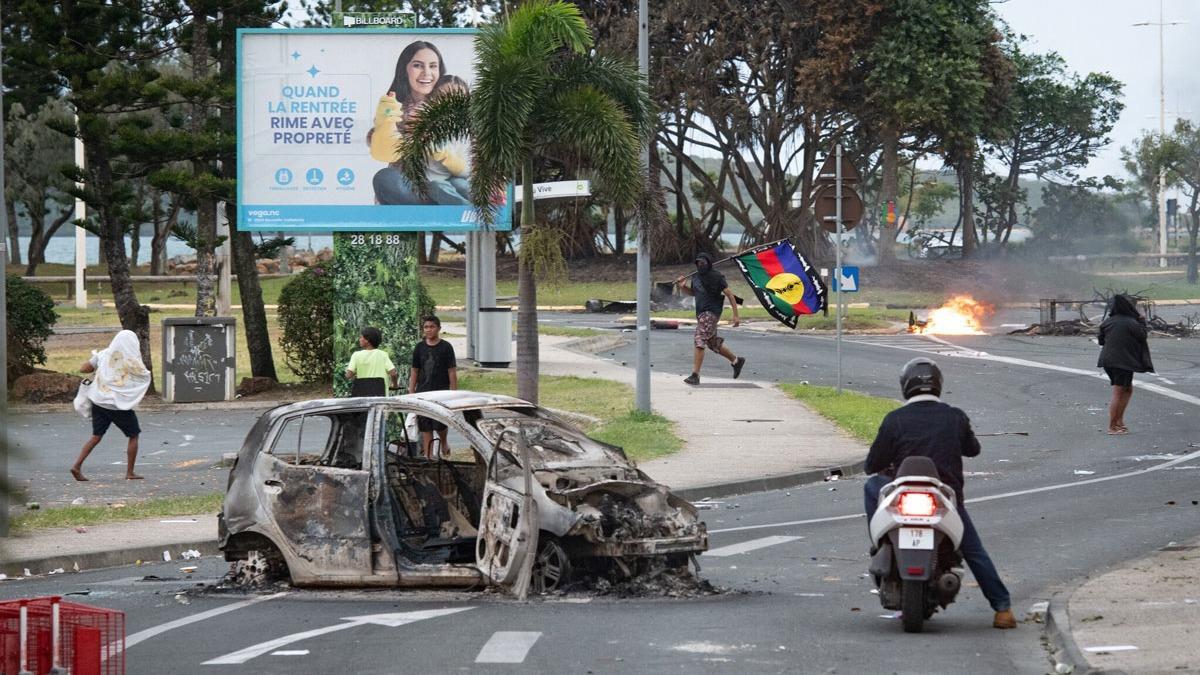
476, 307, 513, 368
162, 317, 236, 402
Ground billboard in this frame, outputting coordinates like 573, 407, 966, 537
236, 29, 511, 231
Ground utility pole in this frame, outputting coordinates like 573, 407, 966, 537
635, 0, 650, 413
1135, 1, 1184, 268
1, 0, 10, 536
835, 144, 843, 395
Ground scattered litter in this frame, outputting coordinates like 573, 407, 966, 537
1166, 500, 1176, 506
183, 434, 195, 441
1055, 663, 1074, 674
869, 589, 879, 595
0, 574, 7, 581
24, 569, 31, 577
160, 519, 198, 524
180, 566, 198, 574
25, 502, 39, 511
163, 551, 172, 562
1083, 645, 1138, 653
879, 613, 901, 620
174, 593, 190, 605
850, 607, 861, 612
140, 575, 180, 582
1027, 601, 1049, 622
71, 497, 86, 506
47, 568, 65, 575
75, 526, 88, 534
181, 549, 202, 560
996, 459, 1011, 463
73, 562, 79, 572
693, 500, 724, 511
825, 469, 843, 482
1073, 470, 1095, 476
828, 487, 837, 492
112, 503, 126, 509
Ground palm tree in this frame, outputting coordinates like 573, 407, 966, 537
399, 0, 653, 404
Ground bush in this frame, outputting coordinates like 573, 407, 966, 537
5, 275, 58, 383
277, 267, 334, 382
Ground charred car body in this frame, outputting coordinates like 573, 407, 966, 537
218, 391, 708, 594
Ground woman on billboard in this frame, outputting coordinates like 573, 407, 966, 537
369, 41, 471, 205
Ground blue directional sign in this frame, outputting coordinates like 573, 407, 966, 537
830, 266, 859, 293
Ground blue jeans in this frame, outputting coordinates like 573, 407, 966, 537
373, 167, 469, 205
864, 474, 1011, 612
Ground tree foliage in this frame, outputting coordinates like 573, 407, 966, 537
1127, 120, 1200, 283
4, 275, 58, 383
277, 267, 335, 383
398, 0, 651, 404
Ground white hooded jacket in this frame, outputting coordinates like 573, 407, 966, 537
87, 330, 151, 411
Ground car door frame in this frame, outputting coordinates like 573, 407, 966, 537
255, 403, 374, 583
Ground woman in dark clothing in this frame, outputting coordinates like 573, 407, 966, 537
1097, 294, 1155, 434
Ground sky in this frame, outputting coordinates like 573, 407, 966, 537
995, 0, 1200, 181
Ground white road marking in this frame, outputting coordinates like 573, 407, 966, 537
824, 333, 1200, 408
1084, 645, 1138, 653
271, 650, 309, 656
123, 592, 288, 650
705, 535, 802, 557
707, 448, 1200, 535
204, 607, 472, 665
474, 631, 543, 664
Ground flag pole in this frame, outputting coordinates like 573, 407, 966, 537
835, 143, 843, 395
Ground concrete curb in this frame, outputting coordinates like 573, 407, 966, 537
2, 540, 223, 578
1043, 599, 1129, 675
672, 461, 864, 502
559, 333, 629, 354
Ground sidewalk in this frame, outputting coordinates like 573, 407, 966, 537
1047, 537, 1200, 674
3, 329, 866, 576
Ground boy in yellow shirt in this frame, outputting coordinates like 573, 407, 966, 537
345, 327, 399, 396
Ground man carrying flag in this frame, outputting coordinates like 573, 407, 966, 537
734, 239, 826, 328
675, 252, 747, 386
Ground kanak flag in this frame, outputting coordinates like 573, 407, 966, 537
734, 239, 827, 328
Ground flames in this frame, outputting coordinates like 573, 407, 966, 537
908, 295, 994, 335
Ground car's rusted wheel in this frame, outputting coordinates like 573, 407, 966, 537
530, 537, 572, 594
231, 547, 288, 587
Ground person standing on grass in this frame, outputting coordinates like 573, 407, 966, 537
345, 326, 399, 397
675, 252, 745, 385
1097, 294, 1154, 435
71, 330, 151, 481
409, 316, 457, 458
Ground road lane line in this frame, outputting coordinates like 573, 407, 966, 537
475, 631, 542, 664
705, 535, 802, 557
271, 650, 309, 656
821, 333, 1200, 408
204, 607, 473, 665
707, 448, 1200, 535
124, 592, 288, 650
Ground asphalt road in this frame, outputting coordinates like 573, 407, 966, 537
2, 325, 1198, 673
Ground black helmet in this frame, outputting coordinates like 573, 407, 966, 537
900, 357, 942, 399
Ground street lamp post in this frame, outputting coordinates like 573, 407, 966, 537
635, 0, 651, 413
1135, 0, 1184, 268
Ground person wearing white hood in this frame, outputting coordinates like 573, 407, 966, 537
71, 330, 152, 481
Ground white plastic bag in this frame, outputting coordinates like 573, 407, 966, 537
73, 378, 94, 420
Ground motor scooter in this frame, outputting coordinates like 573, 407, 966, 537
868, 456, 964, 632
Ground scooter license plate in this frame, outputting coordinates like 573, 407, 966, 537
898, 527, 934, 550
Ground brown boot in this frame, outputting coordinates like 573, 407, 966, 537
993, 609, 1017, 629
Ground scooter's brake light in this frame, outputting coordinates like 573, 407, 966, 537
897, 491, 937, 517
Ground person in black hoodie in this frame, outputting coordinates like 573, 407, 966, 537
1097, 294, 1154, 434
864, 357, 1016, 629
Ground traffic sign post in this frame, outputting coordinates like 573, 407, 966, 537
835, 144, 843, 394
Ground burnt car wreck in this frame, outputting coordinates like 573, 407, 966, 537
218, 391, 708, 596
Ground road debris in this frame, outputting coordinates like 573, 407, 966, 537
181, 549, 202, 560
1073, 470, 1095, 476
71, 497, 86, 505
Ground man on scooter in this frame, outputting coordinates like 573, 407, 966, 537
864, 357, 1017, 630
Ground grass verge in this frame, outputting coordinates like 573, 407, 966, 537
537, 325, 603, 338
778, 383, 901, 443
11, 493, 224, 533
457, 370, 681, 463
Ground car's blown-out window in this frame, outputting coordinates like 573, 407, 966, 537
270, 413, 334, 463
